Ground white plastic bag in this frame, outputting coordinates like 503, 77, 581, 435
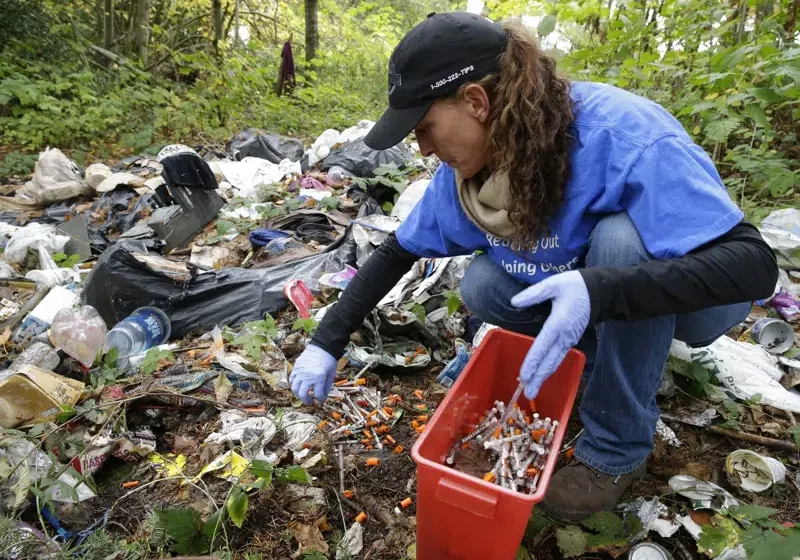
671, 336, 800, 413
4, 223, 69, 264
22, 148, 90, 204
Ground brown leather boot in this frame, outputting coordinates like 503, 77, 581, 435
539, 462, 647, 522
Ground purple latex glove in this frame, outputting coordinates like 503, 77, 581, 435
510, 270, 591, 399
290, 344, 338, 405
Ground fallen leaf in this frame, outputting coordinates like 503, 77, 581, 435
681, 462, 712, 481
213, 372, 233, 404
172, 435, 197, 454
749, 404, 766, 425
759, 422, 783, 437
316, 515, 331, 532
288, 520, 329, 557
0, 327, 11, 346
689, 510, 714, 527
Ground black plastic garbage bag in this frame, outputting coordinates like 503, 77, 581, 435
319, 139, 412, 177
226, 129, 304, 163
82, 231, 357, 339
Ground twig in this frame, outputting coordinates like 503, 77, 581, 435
706, 425, 798, 452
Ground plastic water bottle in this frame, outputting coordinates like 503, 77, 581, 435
51, 306, 108, 367
105, 307, 171, 358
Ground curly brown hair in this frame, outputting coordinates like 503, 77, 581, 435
456, 22, 574, 249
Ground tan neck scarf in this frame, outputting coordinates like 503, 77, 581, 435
455, 168, 516, 239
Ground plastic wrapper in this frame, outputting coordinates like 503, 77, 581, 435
83, 232, 356, 339
22, 147, 91, 204
320, 139, 413, 177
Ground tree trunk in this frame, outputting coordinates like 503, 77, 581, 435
735, 0, 748, 44
133, 0, 150, 66
234, 0, 240, 45
305, 0, 319, 63
786, 0, 800, 35
212, 0, 223, 53
103, 0, 114, 51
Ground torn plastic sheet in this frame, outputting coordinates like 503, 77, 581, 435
320, 138, 412, 177
668, 474, 739, 511
226, 129, 304, 163
391, 178, 430, 221
759, 208, 800, 270
210, 326, 262, 380
670, 336, 800, 413
620, 497, 681, 540
83, 229, 356, 339
213, 157, 301, 199
205, 409, 320, 458
379, 256, 468, 307
336, 522, 364, 559
661, 408, 718, 428
347, 340, 431, 370
655, 418, 683, 447
4, 223, 69, 264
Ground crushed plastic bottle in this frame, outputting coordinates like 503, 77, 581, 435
105, 307, 171, 358
51, 306, 108, 367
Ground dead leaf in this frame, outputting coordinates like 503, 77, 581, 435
316, 515, 331, 532
681, 462, 712, 481
688, 510, 713, 527
759, 422, 783, 437
172, 435, 197, 454
214, 372, 233, 403
289, 520, 329, 558
0, 327, 11, 347
749, 404, 766, 425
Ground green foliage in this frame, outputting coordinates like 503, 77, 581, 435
91, 348, 124, 386
0, 151, 37, 176
51, 253, 82, 268
789, 425, 800, 448
302, 552, 328, 560
275, 465, 312, 484
555, 525, 587, 558
141, 347, 176, 374
696, 502, 800, 560
155, 507, 224, 556
292, 317, 318, 335
409, 303, 427, 324
319, 196, 341, 211
443, 289, 463, 316
231, 315, 278, 361
226, 487, 249, 528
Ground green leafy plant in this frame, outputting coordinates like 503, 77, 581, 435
51, 253, 82, 268
91, 348, 124, 386
697, 504, 800, 560
230, 316, 278, 361
292, 317, 318, 335
141, 348, 176, 375
319, 196, 340, 211
155, 508, 221, 556
555, 524, 587, 558
442, 290, 463, 316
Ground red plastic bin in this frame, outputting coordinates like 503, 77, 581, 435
410, 329, 586, 560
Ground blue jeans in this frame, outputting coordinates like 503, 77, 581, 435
459, 213, 751, 475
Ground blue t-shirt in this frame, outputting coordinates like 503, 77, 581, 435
395, 81, 743, 285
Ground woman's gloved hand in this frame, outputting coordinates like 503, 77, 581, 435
290, 344, 338, 405
510, 270, 591, 399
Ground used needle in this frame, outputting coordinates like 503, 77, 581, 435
499, 382, 525, 426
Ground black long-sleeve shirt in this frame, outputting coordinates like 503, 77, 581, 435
311, 221, 778, 358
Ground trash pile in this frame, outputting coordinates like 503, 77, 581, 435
0, 122, 798, 559
0, 122, 473, 559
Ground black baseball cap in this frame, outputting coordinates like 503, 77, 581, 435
364, 12, 508, 151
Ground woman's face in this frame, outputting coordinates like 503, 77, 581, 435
413, 84, 490, 179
